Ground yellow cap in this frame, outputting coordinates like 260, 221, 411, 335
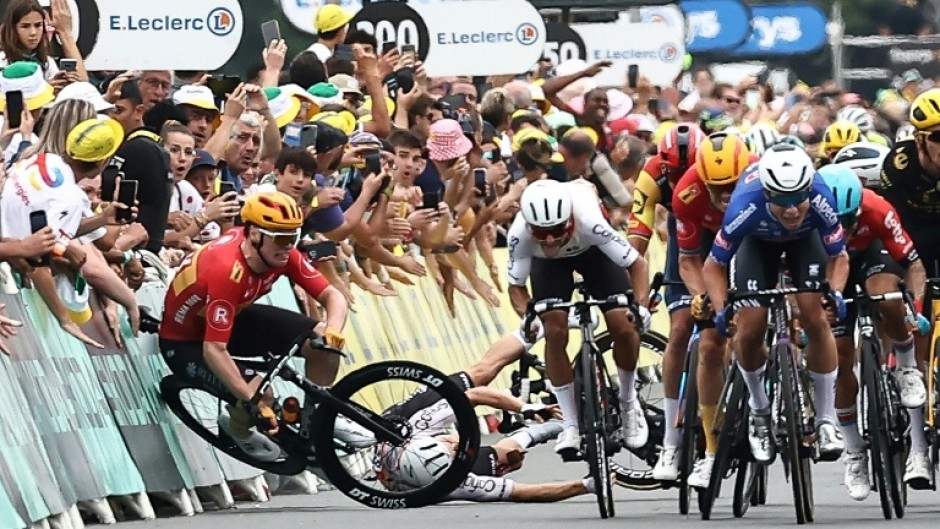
310, 110, 357, 135
512, 126, 551, 153
562, 126, 599, 145
66, 117, 125, 163
315, 5, 353, 33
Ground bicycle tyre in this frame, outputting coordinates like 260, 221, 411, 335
885, 370, 907, 518
679, 338, 701, 516
159, 376, 308, 476
861, 340, 892, 520
778, 343, 812, 525
727, 372, 759, 518
313, 361, 480, 509
579, 342, 615, 519
702, 366, 744, 519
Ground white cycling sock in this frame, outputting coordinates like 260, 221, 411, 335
836, 405, 866, 453
810, 369, 838, 425
739, 364, 769, 411
893, 335, 916, 369
583, 477, 596, 494
663, 397, 681, 448
909, 406, 928, 453
617, 367, 637, 405
509, 421, 562, 448
554, 382, 579, 430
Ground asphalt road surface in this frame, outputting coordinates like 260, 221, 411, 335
120, 432, 940, 529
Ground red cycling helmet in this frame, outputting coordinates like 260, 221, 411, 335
658, 123, 706, 171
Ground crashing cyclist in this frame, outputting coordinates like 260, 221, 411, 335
508, 179, 652, 458
159, 191, 357, 462
702, 143, 850, 465
818, 164, 927, 500
879, 88, 940, 487
660, 132, 757, 487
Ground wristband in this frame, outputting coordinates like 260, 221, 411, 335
123, 250, 133, 265
52, 243, 67, 257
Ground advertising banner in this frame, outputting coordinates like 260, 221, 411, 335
47, 0, 244, 70
888, 41, 940, 79
544, 22, 587, 65
731, 3, 828, 56
679, 0, 751, 53
280, 0, 462, 35
571, 18, 686, 88
350, 0, 545, 77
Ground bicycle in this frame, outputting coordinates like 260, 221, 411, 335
527, 287, 641, 519
159, 330, 481, 509
719, 281, 832, 525
924, 277, 940, 490
852, 287, 911, 519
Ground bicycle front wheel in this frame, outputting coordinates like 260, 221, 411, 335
679, 338, 701, 516
313, 361, 480, 509
578, 342, 615, 519
778, 343, 813, 525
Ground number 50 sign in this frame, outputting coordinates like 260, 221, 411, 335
544, 22, 587, 65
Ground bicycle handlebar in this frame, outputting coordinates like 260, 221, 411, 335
722, 282, 833, 320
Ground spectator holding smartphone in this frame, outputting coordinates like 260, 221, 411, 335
0, 0, 87, 82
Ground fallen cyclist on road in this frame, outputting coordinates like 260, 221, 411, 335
158, 192, 373, 461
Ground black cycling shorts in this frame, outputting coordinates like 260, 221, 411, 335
730, 232, 829, 303
471, 446, 501, 476
159, 304, 317, 399
833, 240, 905, 338
530, 246, 630, 307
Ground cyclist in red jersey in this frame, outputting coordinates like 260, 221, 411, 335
159, 192, 350, 461
653, 132, 753, 486
820, 166, 928, 499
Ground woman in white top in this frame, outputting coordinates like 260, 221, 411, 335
0, 0, 87, 82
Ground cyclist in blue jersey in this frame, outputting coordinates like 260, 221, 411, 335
702, 144, 850, 464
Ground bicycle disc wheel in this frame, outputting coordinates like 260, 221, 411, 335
778, 344, 811, 525
579, 343, 615, 519
159, 376, 307, 475
679, 339, 701, 515
313, 361, 480, 509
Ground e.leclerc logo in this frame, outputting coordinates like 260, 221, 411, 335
659, 43, 679, 62
516, 23, 539, 45
436, 22, 540, 46
108, 7, 236, 36
594, 42, 681, 61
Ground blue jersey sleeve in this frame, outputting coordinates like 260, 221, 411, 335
808, 176, 846, 256
708, 181, 762, 265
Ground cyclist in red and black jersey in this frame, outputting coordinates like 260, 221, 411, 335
159, 192, 351, 462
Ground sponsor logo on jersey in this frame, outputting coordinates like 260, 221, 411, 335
206, 299, 235, 332
724, 203, 756, 234
592, 223, 627, 246
677, 184, 700, 204
229, 261, 244, 283
632, 190, 650, 214
893, 152, 909, 170
823, 224, 844, 246
811, 193, 838, 225
883, 210, 909, 246
714, 231, 731, 250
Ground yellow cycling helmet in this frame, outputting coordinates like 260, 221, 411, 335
241, 192, 304, 231
823, 121, 862, 152
910, 88, 940, 131
696, 132, 750, 186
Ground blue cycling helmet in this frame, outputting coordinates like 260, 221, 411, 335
818, 164, 862, 217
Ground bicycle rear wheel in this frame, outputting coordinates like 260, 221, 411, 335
778, 344, 812, 525
703, 367, 745, 519
313, 361, 480, 509
679, 338, 701, 515
160, 376, 308, 475
578, 342, 615, 519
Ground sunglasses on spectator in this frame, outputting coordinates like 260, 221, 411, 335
919, 131, 940, 143
529, 220, 571, 242
723, 96, 741, 104
766, 190, 810, 208
256, 227, 301, 248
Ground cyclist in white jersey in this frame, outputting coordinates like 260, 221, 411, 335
506, 179, 652, 456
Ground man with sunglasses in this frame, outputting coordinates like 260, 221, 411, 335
159, 192, 353, 462
507, 179, 651, 457
654, 132, 756, 485
818, 165, 927, 500
703, 144, 850, 464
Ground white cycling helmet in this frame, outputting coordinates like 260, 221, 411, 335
520, 180, 572, 228
836, 105, 875, 133
896, 123, 916, 143
758, 144, 815, 194
383, 437, 453, 490
746, 123, 782, 156
832, 142, 890, 189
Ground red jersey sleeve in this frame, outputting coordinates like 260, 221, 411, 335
286, 249, 331, 298
672, 167, 704, 253
865, 190, 919, 264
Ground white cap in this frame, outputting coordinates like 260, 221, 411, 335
55, 82, 114, 112
172, 84, 219, 112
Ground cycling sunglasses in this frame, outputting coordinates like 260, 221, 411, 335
706, 182, 736, 195
529, 220, 571, 242
257, 227, 301, 248
766, 190, 811, 208
839, 211, 860, 229
920, 130, 940, 143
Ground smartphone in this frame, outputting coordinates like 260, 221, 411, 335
116, 179, 137, 223
648, 97, 660, 115
363, 150, 382, 176
334, 44, 355, 62
305, 241, 337, 260
299, 124, 319, 149
6, 90, 23, 129
261, 19, 281, 46
422, 189, 441, 210
100, 162, 122, 202
219, 180, 237, 200
745, 89, 761, 110
400, 44, 416, 63
628, 64, 639, 89
473, 167, 487, 193
380, 39, 397, 55
206, 75, 241, 100
59, 58, 77, 72
28, 210, 50, 267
